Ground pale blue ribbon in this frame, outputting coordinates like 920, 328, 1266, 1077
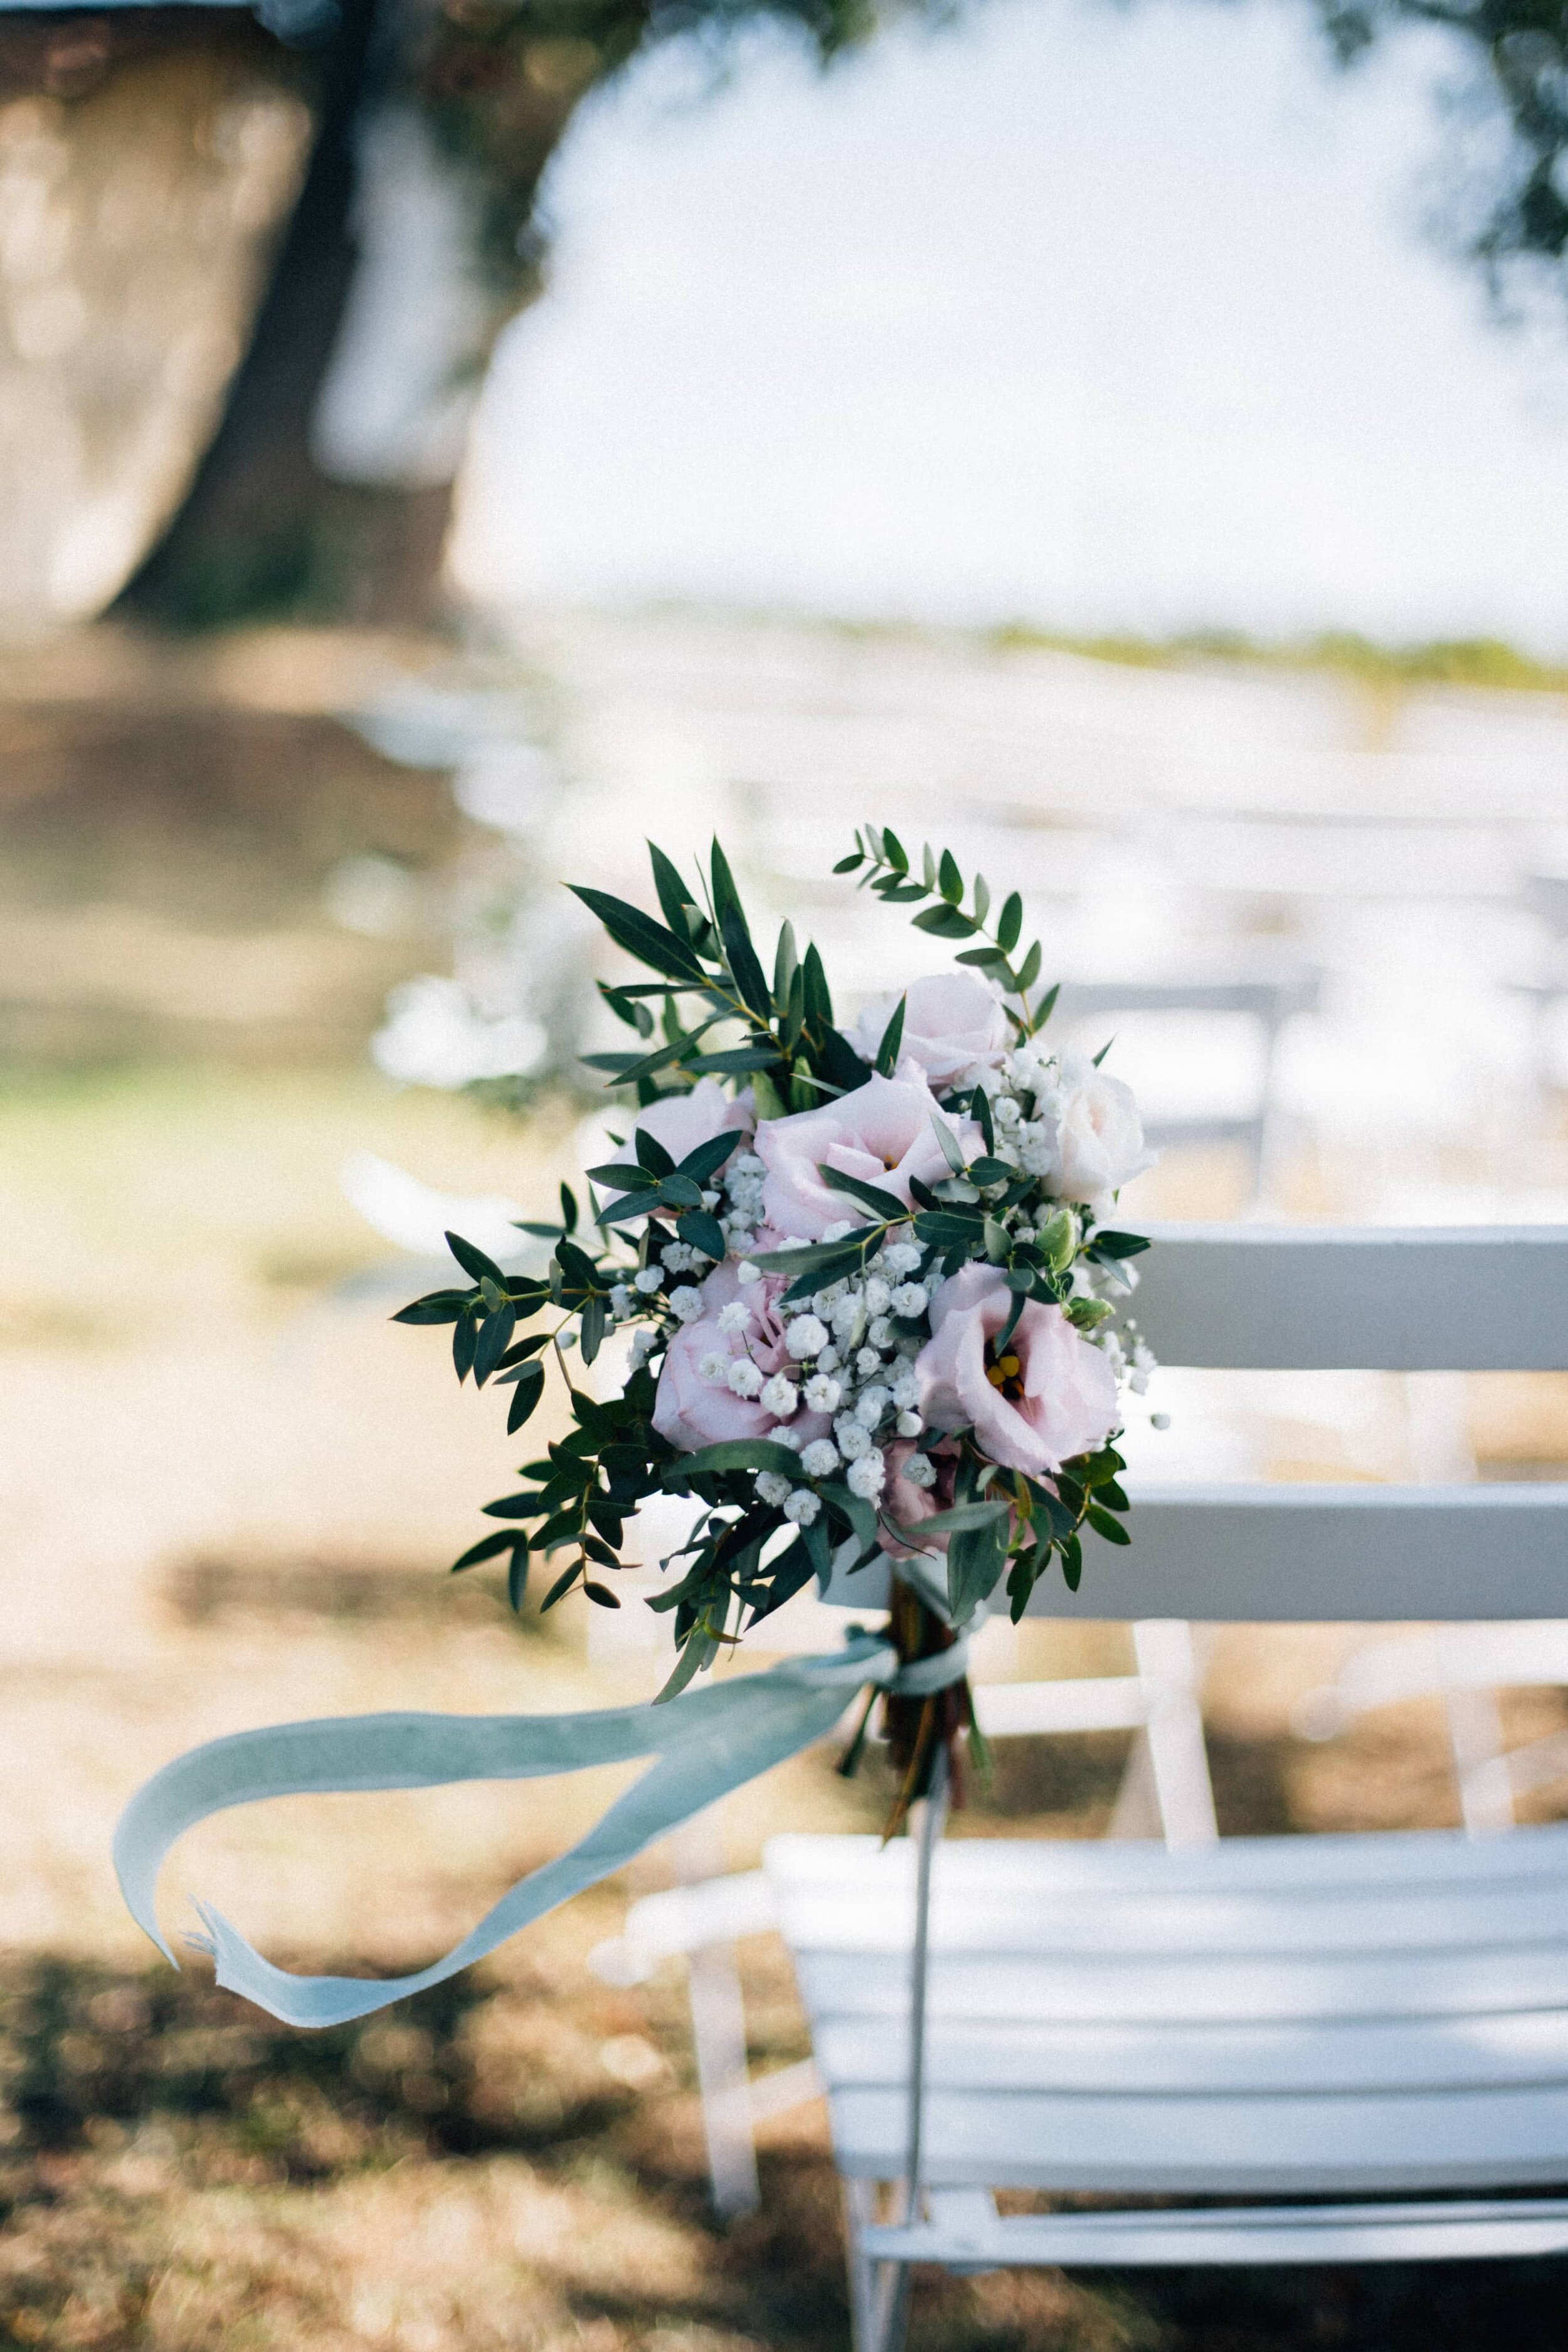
115, 1626, 969, 2029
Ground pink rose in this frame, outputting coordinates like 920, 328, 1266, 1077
652, 1259, 831, 1454
915, 1264, 1119, 1477
877, 1439, 958, 1560
606, 1079, 752, 1187
756, 1073, 980, 1241
851, 971, 1010, 1091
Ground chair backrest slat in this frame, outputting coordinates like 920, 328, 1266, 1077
829, 1486, 1568, 1624
1130, 1226, 1568, 1370
822, 1227, 1568, 1624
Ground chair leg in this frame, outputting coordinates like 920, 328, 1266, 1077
672, 1811, 760, 2216
843, 2177, 881, 2352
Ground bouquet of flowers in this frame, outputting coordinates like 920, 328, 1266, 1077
398, 828, 1157, 1809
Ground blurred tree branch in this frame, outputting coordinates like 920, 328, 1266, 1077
2, 0, 1564, 630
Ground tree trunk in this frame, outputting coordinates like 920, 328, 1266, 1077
119, 6, 598, 630
115, 0, 423, 629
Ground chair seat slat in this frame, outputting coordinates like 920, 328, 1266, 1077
768, 1825, 1568, 1894
830, 2080, 1568, 2192
796, 1946, 1568, 2025
859, 2198, 1568, 2269
813, 2010, 1568, 2096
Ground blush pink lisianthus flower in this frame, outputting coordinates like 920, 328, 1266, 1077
850, 970, 1010, 1090
603, 1079, 753, 1189
651, 1258, 831, 1454
756, 1073, 980, 1241
915, 1264, 1120, 1478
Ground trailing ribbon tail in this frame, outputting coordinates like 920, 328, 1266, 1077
114, 1631, 921, 2030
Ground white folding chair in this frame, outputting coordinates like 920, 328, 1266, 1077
590, 1591, 1217, 2212
776, 1224, 1568, 2348
1297, 1622, 1568, 1836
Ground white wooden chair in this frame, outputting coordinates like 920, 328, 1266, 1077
781, 1224, 1568, 2349
591, 1587, 1217, 2212
1296, 1623, 1568, 1836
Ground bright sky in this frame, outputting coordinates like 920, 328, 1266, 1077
450, 0, 1568, 648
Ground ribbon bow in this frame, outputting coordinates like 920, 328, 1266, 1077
114, 1627, 968, 2029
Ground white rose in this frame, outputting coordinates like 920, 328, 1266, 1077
1042, 1056, 1157, 1212
850, 970, 1010, 1088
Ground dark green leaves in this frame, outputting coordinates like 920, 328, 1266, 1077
568, 884, 706, 983
873, 994, 906, 1076
818, 1163, 910, 1224
446, 1230, 504, 1285
677, 1209, 727, 1261
711, 839, 772, 1022
391, 1288, 470, 1325
664, 1438, 805, 1481
506, 1360, 545, 1433
451, 1529, 526, 1574
841, 830, 1057, 1038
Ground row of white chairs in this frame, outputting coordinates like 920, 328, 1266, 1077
591, 1225, 1568, 2351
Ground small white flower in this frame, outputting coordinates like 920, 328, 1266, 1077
855, 1385, 891, 1429
855, 1346, 883, 1380
628, 1327, 655, 1370
732, 1150, 765, 1176
609, 1285, 632, 1318
862, 1276, 891, 1316
784, 1488, 822, 1525
830, 1296, 863, 1341
698, 1350, 730, 1382
718, 1300, 752, 1334
738, 1259, 762, 1285
667, 1285, 705, 1323
993, 1094, 1022, 1128
882, 1242, 921, 1277
891, 1365, 919, 1408
701, 1189, 721, 1209
727, 1359, 765, 1397
1150, 1411, 1172, 1431
867, 1316, 894, 1349
813, 1283, 848, 1314
786, 1313, 829, 1359
822, 1219, 854, 1242
896, 1409, 922, 1438
846, 1450, 886, 1500
834, 1415, 872, 1461
902, 1450, 938, 1488
770, 1422, 803, 1451
889, 1283, 929, 1318
760, 1372, 798, 1417
800, 1438, 840, 1477
804, 1373, 842, 1413
756, 1471, 792, 1506
633, 1267, 663, 1294
817, 1342, 841, 1372
558, 1328, 576, 1351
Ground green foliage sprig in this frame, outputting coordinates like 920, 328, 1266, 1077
835, 824, 1059, 1039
